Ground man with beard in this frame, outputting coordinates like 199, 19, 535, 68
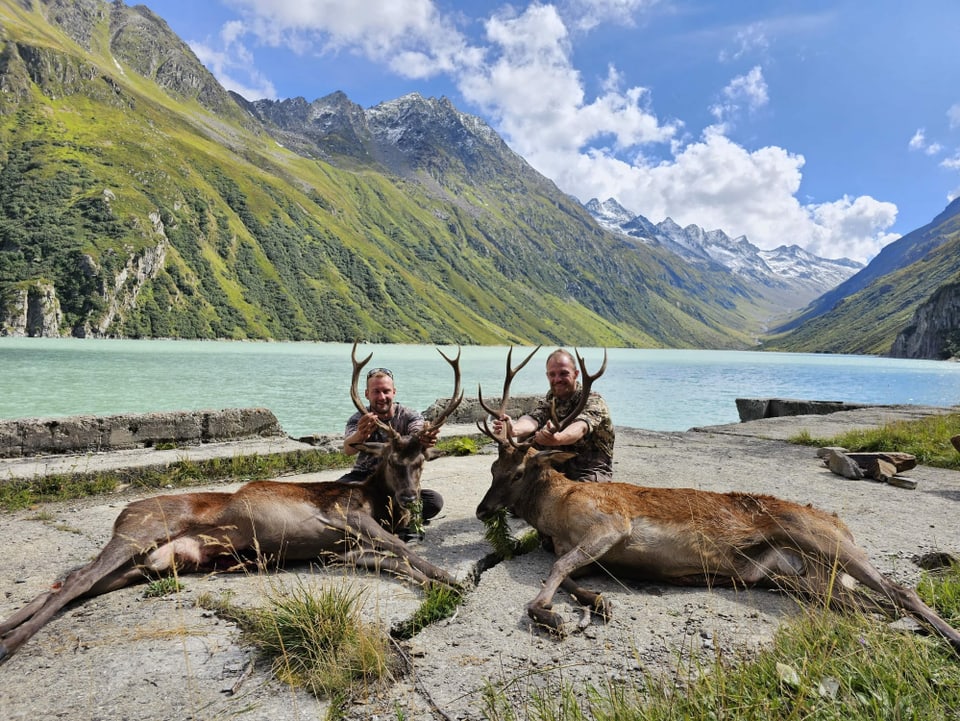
340, 366, 442, 540
494, 348, 614, 482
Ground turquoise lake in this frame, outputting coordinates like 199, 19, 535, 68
1, 337, 958, 438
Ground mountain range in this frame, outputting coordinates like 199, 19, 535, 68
585, 197, 863, 310
0, 0, 958, 358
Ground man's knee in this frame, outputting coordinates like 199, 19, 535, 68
420, 488, 444, 520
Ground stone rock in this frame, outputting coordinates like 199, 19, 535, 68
825, 449, 864, 479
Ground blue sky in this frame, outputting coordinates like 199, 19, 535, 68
141, 0, 960, 264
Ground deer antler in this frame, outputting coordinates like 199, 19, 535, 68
350, 341, 400, 439
419, 346, 464, 438
549, 348, 608, 432
477, 345, 541, 446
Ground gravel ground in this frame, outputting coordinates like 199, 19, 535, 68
1, 405, 958, 721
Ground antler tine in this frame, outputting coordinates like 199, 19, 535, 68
350, 341, 399, 438
477, 345, 541, 446
551, 348, 608, 432
421, 346, 465, 434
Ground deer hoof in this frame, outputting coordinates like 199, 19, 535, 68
593, 596, 613, 623
527, 606, 566, 637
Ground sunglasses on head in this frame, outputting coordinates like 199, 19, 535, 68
366, 367, 393, 379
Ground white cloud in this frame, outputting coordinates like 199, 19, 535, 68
229, 0, 464, 74
948, 103, 960, 129
710, 66, 768, 125
190, 33, 277, 100
719, 22, 770, 62
198, 1, 897, 263
909, 128, 942, 156
563, 0, 660, 31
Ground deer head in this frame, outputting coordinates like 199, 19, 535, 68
350, 341, 463, 513
476, 347, 606, 521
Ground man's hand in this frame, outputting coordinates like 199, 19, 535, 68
534, 419, 587, 447
420, 425, 441, 448
355, 412, 380, 438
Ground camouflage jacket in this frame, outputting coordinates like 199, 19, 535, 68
528, 387, 614, 482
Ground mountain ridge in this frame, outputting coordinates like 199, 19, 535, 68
0, 0, 763, 348
1, 0, 957, 359
585, 197, 864, 310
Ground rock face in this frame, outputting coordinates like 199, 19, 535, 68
422, 395, 542, 424
0, 282, 63, 337
889, 282, 960, 360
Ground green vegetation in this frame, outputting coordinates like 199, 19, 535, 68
767, 228, 960, 355
143, 577, 184, 598
789, 412, 960, 470
0, 0, 763, 349
480, 568, 960, 720
198, 581, 395, 709
391, 582, 466, 639
0, 448, 354, 511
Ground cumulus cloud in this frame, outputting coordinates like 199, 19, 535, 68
197, 0, 899, 263
189, 21, 277, 100
709, 66, 768, 126
909, 128, 943, 156
948, 103, 960, 129
227, 0, 469, 75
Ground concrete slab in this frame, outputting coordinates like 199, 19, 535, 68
1, 407, 958, 720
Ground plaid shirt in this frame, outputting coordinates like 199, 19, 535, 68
528, 387, 615, 482
343, 403, 425, 477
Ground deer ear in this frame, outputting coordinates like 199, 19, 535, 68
351, 441, 387, 455
534, 450, 576, 465
423, 447, 445, 462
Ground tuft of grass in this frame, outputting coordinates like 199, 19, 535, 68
788, 412, 960, 470
198, 581, 394, 702
483, 508, 540, 559
392, 582, 465, 640
918, 562, 960, 626
437, 435, 484, 456
143, 576, 184, 598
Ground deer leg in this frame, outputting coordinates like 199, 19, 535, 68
338, 513, 460, 588
528, 527, 626, 635
560, 577, 613, 622
0, 537, 142, 663
837, 542, 960, 654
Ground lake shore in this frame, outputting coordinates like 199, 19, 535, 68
1, 404, 958, 720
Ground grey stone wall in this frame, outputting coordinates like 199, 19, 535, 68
422, 394, 542, 424
736, 398, 868, 422
0, 408, 283, 458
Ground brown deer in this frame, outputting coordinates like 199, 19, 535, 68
0, 343, 464, 664
475, 347, 960, 654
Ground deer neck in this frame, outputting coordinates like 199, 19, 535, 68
510, 467, 568, 526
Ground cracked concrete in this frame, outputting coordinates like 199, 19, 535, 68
1, 405, 959, 720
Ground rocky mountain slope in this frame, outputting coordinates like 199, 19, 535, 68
767, 198, 960, 357
1, 0, 957, 357
0, 0, 772, 347
586, 197, 863, 309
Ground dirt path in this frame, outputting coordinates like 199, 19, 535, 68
1, 406, 958, 720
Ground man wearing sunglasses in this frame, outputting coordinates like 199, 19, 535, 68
339, 366, 442, 541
